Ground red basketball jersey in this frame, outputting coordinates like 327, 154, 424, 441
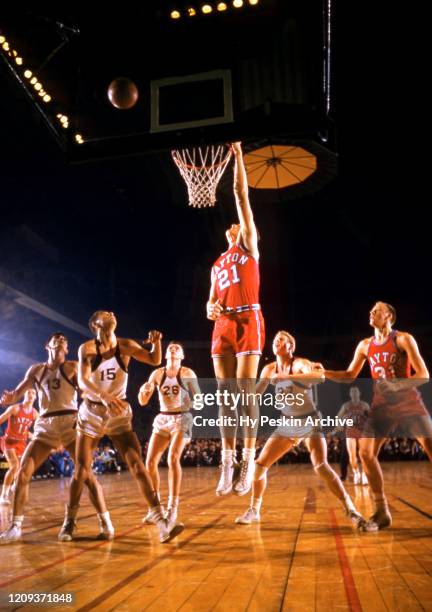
211, 244, 260, 310
5, 406, 35, 441
367, 330, 410, 379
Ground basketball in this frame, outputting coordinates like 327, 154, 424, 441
107, 77, 139, 110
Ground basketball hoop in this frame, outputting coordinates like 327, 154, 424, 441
171, 145, 232, 208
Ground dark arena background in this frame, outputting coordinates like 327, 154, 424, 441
1, 2, 431, 611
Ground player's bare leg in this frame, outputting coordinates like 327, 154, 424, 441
233, 354, 261, 495
0, 449, 19, 505
346, 437, 361, 483
65, 441, 112, 540
358, 437, 390, 531
213, 354, 238, 495
236, 436, 294, 524
59, 432, 100, 541
166, 432, 188, 522
112, 431, 183, 543
143, 433, 170, 523
306, 436, 365, 527
0, 441, 51, 543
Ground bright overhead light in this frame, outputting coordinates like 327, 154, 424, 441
2, 42, 10, 51
233, 0, 243, 6
43, 94, 51, 102
249, 0, 259, 4
24, 70, 32, 79
217, 2, 227, 10
34, 82, 42, 91
170, 10, 181, 19
202, 4, 213, 13
187, 7, 197, 15
30, 77, 37, 85
15, 57, 23, 65
60, 115, 68, 124
0, 36, 6, 44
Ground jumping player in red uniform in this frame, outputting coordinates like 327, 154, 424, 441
207, 142, 265, 496
0, 390, 38, 505
325, 302, 432, 530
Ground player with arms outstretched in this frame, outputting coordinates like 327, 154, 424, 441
325, 302, 432, 530
207, 142, 265, 497
61, 311, 183, 543
236, 331, 365, 527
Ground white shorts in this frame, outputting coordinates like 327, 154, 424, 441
271, 411, 322, 442
152, 412, 193, 439
33, 413, 77, 449
77, 400, 133, 439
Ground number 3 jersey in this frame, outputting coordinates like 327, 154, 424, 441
34, 363, 78, 416
86, 341, 128, 402
212, 244, 260, 311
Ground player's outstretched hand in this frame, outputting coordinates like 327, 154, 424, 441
99, 392, 127, 415
231, 142, 242, 155
145, 330, 163, 344
207, 298, 223, 321
140, 382, 154, 396
0, 390, 15, 406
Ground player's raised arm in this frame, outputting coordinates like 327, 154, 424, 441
122, 332, 162, 365
232, 142, 259, 259
324, 339, 369, 383
138, 369, 160, 406
0, 404, 19, 425
256, 364, 273, 395
0, 365, 39, 406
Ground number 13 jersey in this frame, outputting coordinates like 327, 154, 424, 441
212, 244, 260, 311
87, 341, 128, 402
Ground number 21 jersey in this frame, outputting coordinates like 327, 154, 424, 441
211, 244, 260, 310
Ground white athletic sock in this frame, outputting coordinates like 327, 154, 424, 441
168, 496, 179, 511
221, 450, 235, 466
342, 493, 356, 513
12, 515, 24, 526
251, 497, 262, 512
98, 511, 112, 523
242, 448, 255, 463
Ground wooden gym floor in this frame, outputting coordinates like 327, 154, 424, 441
0, 462, 431, 612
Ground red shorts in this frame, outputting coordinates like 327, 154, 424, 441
364, 389, 431, 437
0, 436, 26, 458
211, 310, 265, 358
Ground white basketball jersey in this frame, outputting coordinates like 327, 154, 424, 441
86, 341, 128, 402
273, 361, 316, 418
157, 368, 190, 412
35, 363, 78, 416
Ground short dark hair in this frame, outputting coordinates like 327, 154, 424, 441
88, 310, 106, 334
46, 332, 68, 345
378, 301, 396, 325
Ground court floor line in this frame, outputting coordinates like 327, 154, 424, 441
277, 491, 308, 612
76, 514, 226, 612
0, 485, 215, 590
329, 509, 363, 612
394, 497, 432, 520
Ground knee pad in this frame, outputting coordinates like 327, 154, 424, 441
314, 461, 337, 484
254, 463, 268, 482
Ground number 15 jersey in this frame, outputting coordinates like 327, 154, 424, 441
86, 340, 128, 402
212, 244, 260, 311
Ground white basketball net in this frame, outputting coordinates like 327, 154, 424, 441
171, 145, 232, 208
